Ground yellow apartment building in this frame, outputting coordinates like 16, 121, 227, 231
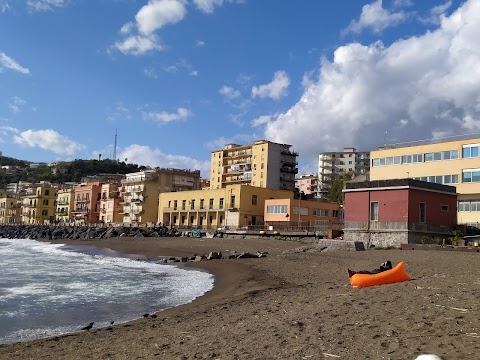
121, 168, 201, 224
99, 183, 123, 224
370, 134, 480, 224
21, 183, 58, 224
56, 188, 75, 223
0, 191, 21, 223
158, 184, 294, 229
210, 140, 298, 191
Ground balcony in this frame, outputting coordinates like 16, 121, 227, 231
55, 210, 67, 215
280, 166, 298, 174
281, 149, 298, 156
130, 197, 143, 203
280, 159, 298, 166
132, 208, 143, 215
73, 208, 89, 214
57, 200, 69, 206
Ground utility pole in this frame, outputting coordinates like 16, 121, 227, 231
113, 128, 117, 161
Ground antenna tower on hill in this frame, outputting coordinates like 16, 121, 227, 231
113, 128, 117, 161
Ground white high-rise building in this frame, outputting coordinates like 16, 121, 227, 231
317, 147, 370, 198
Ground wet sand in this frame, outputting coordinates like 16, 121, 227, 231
0, 236, 478, 360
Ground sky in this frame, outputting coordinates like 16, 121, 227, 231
1, 0, 479, 178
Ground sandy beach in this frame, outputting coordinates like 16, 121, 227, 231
0, 236, 479, 360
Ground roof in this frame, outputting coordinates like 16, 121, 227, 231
344, 178, 457, 194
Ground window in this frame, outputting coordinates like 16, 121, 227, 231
462, 169, 480, 183
230, 195, 235, 208
219, 198, 224, 209
43, 199, 49, 205
266, 205, 287, 213
463, 144, 479, 158
190, 200, 195, 210
293, 207, 309, 216
168, 201, 171, 208
443, 150, 459, 160
419, 203, 426, 223
209, 198, 214, 209
42, 209, 48, 216
332, 210, 339, 218
424, 153, 434, 162
174, 200, 178, 210
86, 193, 90, 201
349, 161, 352, 165
370, 202, 379, 221
261, 163, 264, 169
402, 155, 412, 164
200, 199, 204, 209
45, 190, 50, 196
182, 200, 186, 210
441, 205, 449, 212
252, 195, 257, 206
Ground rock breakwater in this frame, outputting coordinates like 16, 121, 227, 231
0, 224, 180, 240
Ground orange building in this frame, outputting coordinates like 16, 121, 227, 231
264, 198, 343, 230
72, 182, 102, 224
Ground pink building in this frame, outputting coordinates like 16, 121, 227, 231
343, 179, 457, 247
72, 182, 102, 224
99, 183, 123, 224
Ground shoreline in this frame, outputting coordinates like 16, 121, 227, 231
1, 237, 479, 359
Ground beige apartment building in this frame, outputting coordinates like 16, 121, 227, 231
370, 134, 480, 224
122, 168, 201, 224
210, 140, 298, 191
99, 183, 123, 224
159, 184, 293, 229
21, 183, 58, 224
56, 188, 75, 223
0, 191, 21, 223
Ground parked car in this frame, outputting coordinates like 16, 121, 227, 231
465, 226, 480, 236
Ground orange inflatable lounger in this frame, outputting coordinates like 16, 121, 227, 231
350, 261, 411, 288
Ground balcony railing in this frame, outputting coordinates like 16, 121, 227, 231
344, 221, 454, 234
162, 206, 233, 212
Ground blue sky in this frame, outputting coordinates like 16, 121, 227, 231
1, 0, 478, 178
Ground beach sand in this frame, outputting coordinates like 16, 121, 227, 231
0, 236, 479, 360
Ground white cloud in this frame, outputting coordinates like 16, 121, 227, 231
144, 67, 158, 79
0, 1, 11, 13
119, 144, 210, 177
26, 0, 65, 12
114, 0, 187, 55
344, 0, 408, 34
251, 70, 290, 100
192, 0, 244, 13
163, 58, 198, 76
8, 96, 26, 113
420, 1, 452, 25
219, 85, 240, 100
0, 125, 20, 135
114, 34, 161, 55
0, 52, 30, 75
195, 40, 206, 47
251, 115, 273, 127
135, 0, 186, 35
13, 129, 84, 155
143, 107, 192, 123
260, 0, 480, 164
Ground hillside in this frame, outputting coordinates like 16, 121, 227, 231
0, 157, 147, 187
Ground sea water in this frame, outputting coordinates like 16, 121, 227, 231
0, 238, 214, 344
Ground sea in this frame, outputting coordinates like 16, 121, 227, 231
0, 238, 214, 345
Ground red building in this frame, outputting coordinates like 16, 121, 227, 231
343, 179, 457, 247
